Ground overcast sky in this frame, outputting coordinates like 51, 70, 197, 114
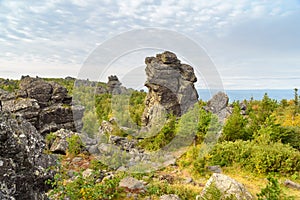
0, 0, 300, 89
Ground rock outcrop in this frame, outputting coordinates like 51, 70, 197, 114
0, 76, 84, 135
200, 173, 253, 200
204, 92, 231, 123
142, 51, 198, 128
107, 75, 122, 94
0, 111, 56, 200
94, 75, 129, 95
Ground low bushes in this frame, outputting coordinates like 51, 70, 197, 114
209, 140, 300, 175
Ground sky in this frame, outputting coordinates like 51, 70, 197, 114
0, 0, 300, 89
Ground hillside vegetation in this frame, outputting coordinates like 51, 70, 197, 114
1, 77, 299, 199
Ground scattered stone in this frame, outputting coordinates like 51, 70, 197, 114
67, 170, 76, 178
184, 177, 193, 184
284, 179, 300, 190
87, 144, 100, 154
72, 157, 83, 163
200, 173, 253, 200
117, 166, 127, 172
119, 177, 145, 191
207, 165, 222, 173
98, 120, 114, 135
82, 169, 94, 178
159, 174, 175, 184
160, 194, 181, 200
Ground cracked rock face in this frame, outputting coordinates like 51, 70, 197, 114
142, 51, 198, 129
0, 76, 84, 135
0, 111, 56, 200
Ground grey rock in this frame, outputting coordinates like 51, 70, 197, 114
95, 85, 108, 94
1, 76, 84, 135
39, 104, 84, 134
206, 92, 229, 113
98, 120, 114, 135
0, 111, 56, 200
49, 129, 78, 155
2, 98, 40, 127
159, 194, 181, 200
67, 170, 76, 178
72, 157, 83, 163
200, 173, 253, 200
0, 89, 9, 100
87, 144, 100, 154
107, 75, 122, 94
204, 92, 230, 123
119, 177, 145, 191
207, 165, 222, 173
284, 179, 300, 190
184, 177, 193, 184
142, 51, 198, 130
82, 169, 93, 178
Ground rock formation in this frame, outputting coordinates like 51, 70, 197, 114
0, 111, 56, 199
107, 75, 122, 94
94, 75, 129, 95
200, 173, 253, 200
0, 76, 84, 135
142, 51, 198, 128
107, 75, 129, 95
204, 92, 232, 123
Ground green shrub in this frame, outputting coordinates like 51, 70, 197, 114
45, 132, 56, 151
47, 168, 125, 200
66, 135, 85, 156
257, 177, 294, 200
129, 91, 146, 126
199, 183, 237, 200
222, 104, 249, 141
146, 181, 200, 200
138, 115, 177, 151
95, 93, 112, 123
210, 140, 300, 175
196, 108, 212, 144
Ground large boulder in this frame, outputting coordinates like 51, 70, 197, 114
142, 51, 198, 129
0, 111, 56, 200
200, 173, 253, 200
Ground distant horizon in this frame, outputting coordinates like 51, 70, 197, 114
0, 75, 298, 91
1, 1, 300, 91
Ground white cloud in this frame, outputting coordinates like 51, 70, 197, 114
0, 0, 299, 89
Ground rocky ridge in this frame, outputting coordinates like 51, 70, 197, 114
0, 76, 84, 135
